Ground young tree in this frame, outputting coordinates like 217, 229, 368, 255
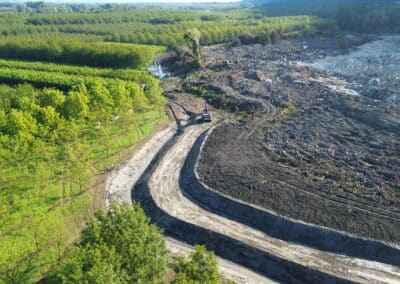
39, 88, 65, 110
62, 90, 90, 120
172, 245, 221, 284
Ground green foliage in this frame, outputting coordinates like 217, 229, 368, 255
52, 244, 128, 284
184, 28, 203, 68
0, 72, 167, 282
0, 7, 320, 48
0, 39, 165, 68
0, 58, 155, 80
49, 204, 168, 284
172, 245, 221, 284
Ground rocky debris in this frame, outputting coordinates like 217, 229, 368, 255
305, 35, 400, 101
195, 38, 400, 244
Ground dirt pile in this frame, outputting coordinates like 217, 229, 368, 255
194, 39, 400, 243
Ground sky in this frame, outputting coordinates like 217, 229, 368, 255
5, 0, 242, 2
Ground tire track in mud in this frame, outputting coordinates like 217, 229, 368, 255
131, 117, 400, 283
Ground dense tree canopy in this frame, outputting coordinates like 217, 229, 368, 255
48, 204, 168, 283
0, 39, 165, 68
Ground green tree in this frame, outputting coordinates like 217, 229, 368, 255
39, 88, 65, 109
5, 109, 38, 139
62, 90, 90, 120
172, 245, 221, 284
184, 28, 203, 68
50, 204, 168, 283
128, 83, 149, 113
51, 244, 128, 284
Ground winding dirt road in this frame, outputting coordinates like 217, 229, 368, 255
147, 122, 400, 284
105, 105, 271, 283
106, 101, 400, 283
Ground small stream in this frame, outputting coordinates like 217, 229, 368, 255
147, 61, 167, 79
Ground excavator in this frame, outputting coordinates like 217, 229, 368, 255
201, 101, 212, 122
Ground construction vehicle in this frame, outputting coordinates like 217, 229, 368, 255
201, 101, 212, 122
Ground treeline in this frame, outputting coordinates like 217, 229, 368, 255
0, 8, 321, 47
0, 60, 163, 92
0, 39, 165, 68
250, 0, 397, 19
26, 9, 226, 25
0, 59, 153, 81
336, 5, 400, 33
58, 15, 319, 46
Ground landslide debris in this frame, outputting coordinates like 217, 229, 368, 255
193, 38, 400, 243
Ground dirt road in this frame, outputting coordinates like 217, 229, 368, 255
104, 106, 271, 283
105, 97, 400, 282
105, 125, 176, 207
145, 120, 400, 283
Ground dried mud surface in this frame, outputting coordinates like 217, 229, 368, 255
196, 39, 400, 243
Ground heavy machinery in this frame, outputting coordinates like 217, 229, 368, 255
201, 101, 212, 122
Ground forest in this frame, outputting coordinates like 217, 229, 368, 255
0, 7, 320, 47
2, 0, 395, 282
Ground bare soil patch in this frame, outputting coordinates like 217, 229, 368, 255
195, 38, 400, 243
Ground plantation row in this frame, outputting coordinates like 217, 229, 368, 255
0, 82, 165, 145
25, 8, 243, 25
0, 39, 165, 68
0, 58, 160, 83
0, 67, 153, 92
60, 15, 319, 46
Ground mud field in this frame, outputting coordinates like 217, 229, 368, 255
195, 38, 400, 243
